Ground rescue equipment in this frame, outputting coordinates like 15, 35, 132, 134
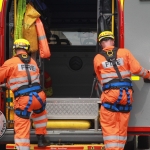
98, 31, 114, 42
33, 120, 91, 129
14, 54, 45, 119
13, 38, 30, 51
23, 3, 40, 53
6, 90, 14, 128
14, 86, 45, 118
99, 47, 133, 112
36, 18, 51, 59
14, 0, 26, 40
100, 47, 122, 81
17, 54, 32, 85
102, 80, 133, 112
30, 0, 51, 40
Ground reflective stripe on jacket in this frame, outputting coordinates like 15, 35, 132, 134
0, 52, 40, 92
94, 46, 150, 85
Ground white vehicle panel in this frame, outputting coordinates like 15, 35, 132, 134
124, 0, 150, 127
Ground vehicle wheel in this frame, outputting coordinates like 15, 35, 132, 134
124, 136, 135, 150
138, 136, 150, 149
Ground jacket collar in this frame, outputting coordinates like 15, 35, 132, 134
103, 46, 115, 51
14, 51, 27, 57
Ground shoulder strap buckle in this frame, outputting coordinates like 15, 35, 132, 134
100, 47, 123, 81
17, 54, 32, 86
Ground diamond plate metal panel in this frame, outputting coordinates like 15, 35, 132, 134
46, 98, 99, 119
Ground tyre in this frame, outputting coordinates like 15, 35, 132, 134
0, 144, 6, 150
124, 136, 135, 150
138, 136, 150, 149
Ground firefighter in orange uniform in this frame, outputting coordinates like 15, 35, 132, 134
93, 31, 150, 150
0, 39, 50, 149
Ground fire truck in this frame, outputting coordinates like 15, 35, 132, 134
0, 0, 150, 149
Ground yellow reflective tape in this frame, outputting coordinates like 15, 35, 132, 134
112, 0, 115, 34
0, 0, 3, 12
131, 76, 140, 81
120, 0, 124, 10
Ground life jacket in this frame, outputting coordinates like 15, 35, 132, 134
99, 47, 133, 113
30, 0, 51, 40
23, 3, 40, 53
14, 54, 46, 119
36, 18, 51, 59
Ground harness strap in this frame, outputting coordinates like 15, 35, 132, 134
102, 82, 133, 91
17, 54, 32, 86
25, 64, 32, 86
15, 91, 46, 118
115, 87, 131, 104
14, 85, 41, 97
14, 86, 46, 117
111, 58, 123, 81
15, 55, 45, 117
23, 91, 46, 114
102, 103, 132, 112
102, 82, 132, 112
100, 47, 123, 81
31, 92, 46, 114
125, 87, 131, 105
15, 109, 31, 119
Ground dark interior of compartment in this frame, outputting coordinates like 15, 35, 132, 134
44, 46, 97, 98
39, 0, 98, 98
6, 0, 119, 98
43, 0, 97, 30
41, 0, 118, 98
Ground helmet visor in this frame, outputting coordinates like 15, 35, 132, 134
13, 45, 29, 50
99, 37, 114, 43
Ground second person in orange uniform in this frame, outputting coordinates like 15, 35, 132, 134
93, 31, 150, 150
0, 39, 50, 150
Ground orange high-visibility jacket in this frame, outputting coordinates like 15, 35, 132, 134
94, 46, 150, 85
0, 52, 40, 92
94, 46, 150, 150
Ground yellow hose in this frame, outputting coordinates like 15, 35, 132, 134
112, 0, 115, 34
33, 120, 91, 129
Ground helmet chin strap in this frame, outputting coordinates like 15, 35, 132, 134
15, 49, 29, 56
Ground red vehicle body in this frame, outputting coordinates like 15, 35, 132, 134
0, 0, 150, 149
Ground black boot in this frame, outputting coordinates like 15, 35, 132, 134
36, 134, 50, 147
